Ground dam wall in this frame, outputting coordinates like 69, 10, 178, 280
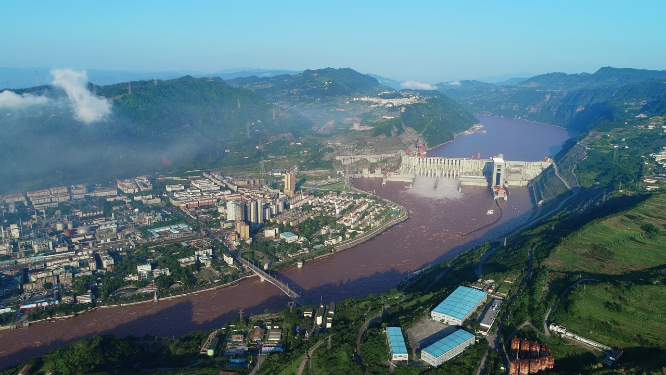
399, 155, 551, 187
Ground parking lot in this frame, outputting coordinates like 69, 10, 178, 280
406, 316, 457, 355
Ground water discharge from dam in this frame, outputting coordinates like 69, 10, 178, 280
0, 116, 572, 369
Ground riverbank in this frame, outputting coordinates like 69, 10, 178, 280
0, 116, 572, 371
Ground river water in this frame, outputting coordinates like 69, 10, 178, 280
0, 116, 572, 369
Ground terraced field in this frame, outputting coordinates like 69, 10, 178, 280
544, 194, 666, 275
551, 281, 666, 349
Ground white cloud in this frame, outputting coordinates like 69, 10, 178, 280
447, 81, 461, 86
0, 90, 51, 109
51, 68, 112, 124
401, 80, 437, 90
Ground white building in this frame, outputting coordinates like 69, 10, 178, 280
386, 327, 408, 361
421, 329, 475, 367
137, 264, 152, 280
430, 286, 487, 326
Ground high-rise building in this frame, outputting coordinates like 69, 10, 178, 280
236, 221, 250, 239
249, 200, 258, 223
257, 198, 264, 223
284, 171, 296, 198
226, 201, 237, 221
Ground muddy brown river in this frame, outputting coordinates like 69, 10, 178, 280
0, 116, 572, 369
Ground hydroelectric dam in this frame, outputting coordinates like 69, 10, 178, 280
350, 152, 553, 201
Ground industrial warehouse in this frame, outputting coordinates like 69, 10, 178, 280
430, 286, 487, 325
421, 329, 475, 367
386, 327, 409, 361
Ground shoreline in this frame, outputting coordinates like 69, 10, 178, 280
0, 196, 409, 330
474, 113, 570, 131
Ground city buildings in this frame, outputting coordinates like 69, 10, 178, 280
431, 286, 487, 325
421, 329, 475, 367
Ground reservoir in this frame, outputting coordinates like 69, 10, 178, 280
0, 116, 572, 369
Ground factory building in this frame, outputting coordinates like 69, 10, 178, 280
421, 329, 475, 367
386, 327, 408, 361
431, 286, 487, 325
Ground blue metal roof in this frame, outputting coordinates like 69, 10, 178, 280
386, 327, 408, 355
422, 329, 474, 358
432, 286, 486, 321
281, 232, 298, 238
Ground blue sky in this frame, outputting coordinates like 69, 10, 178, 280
2, 0, 665, 83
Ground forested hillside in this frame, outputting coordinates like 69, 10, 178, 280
400, 92, 480, 147
0, 76, 312, 194
228, 67, 390, 104
437, 67, 666, 131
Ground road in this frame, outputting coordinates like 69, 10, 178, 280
249, 354, 266, 375
296, 335, 333, 375
476, 247, 533, 375
552, 162, 571, 190
543, 278, 600, 336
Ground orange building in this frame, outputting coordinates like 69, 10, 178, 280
236, 221, 250, 240
284, 171, 296, 198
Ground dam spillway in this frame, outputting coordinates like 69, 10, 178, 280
398, 155, 552, 187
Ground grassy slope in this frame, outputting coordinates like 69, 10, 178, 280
551, 282, 666, 349
485, 192, 666, 374
544, 194, 666, 275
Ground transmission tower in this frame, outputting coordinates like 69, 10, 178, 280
260, 160, 266, 177
34, 71, 39, 87
246, 122, 251, 138
128, 82, 131, 95
287, 301, 295, 313
154, 72, 157, 86
93, 76, 97, 94
239, 308, 244, 320
273, 109, 277, 127
5, 81, 9, 90
237, 98, 241, 109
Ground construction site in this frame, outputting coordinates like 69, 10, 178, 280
509, 337, 555, 375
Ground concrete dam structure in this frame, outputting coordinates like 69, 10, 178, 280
398, 154, 552, 195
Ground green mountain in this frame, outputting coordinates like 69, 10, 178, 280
367, 73, 404, 91
398, 91, 480, 147
437, 67, 666, 130
229, 68, 479, 148
227, 67, 391, 103
0, 76, 312, 194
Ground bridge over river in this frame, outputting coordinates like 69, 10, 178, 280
236, 256, 309, 306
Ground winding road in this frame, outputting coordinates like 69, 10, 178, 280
543, 278, 600, 336
296, 335, 334, 375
